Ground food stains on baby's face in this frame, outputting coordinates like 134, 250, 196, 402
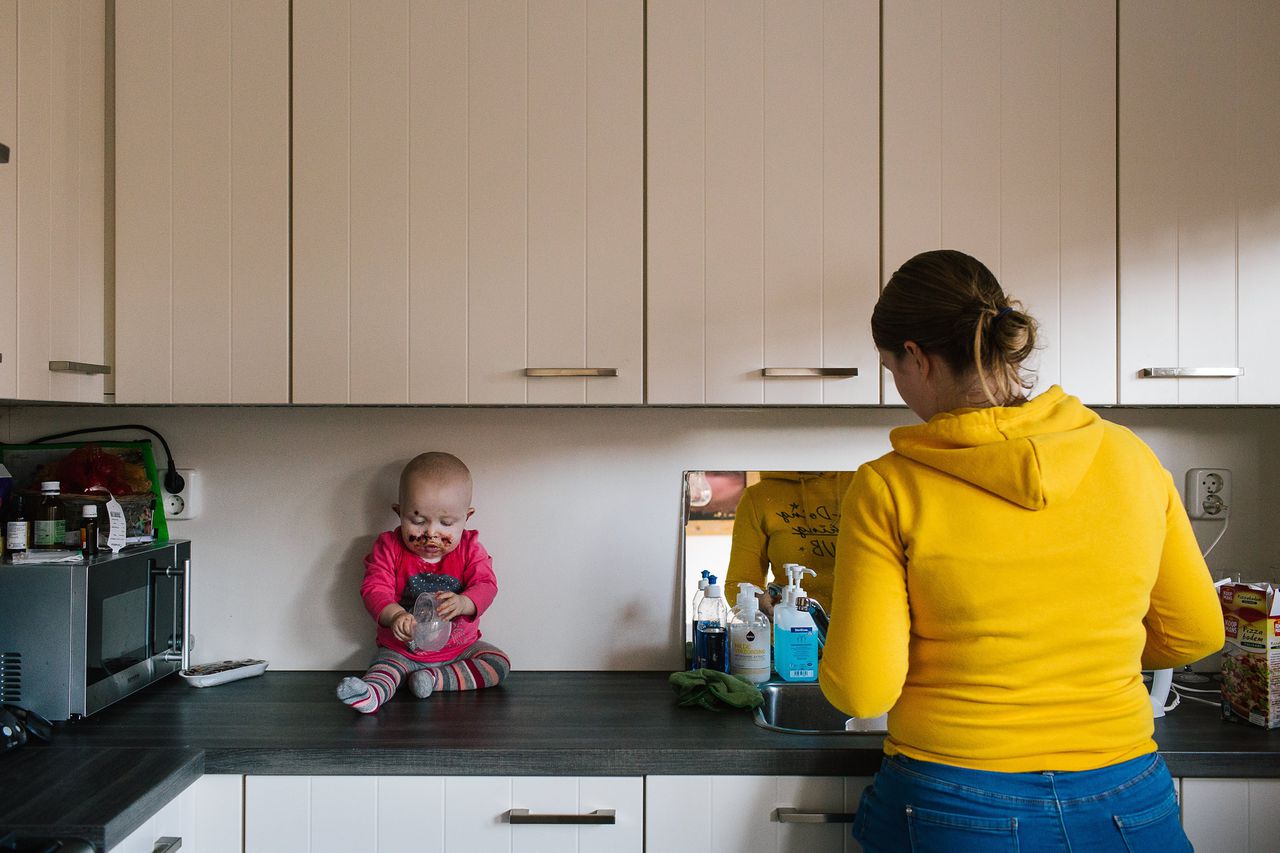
394, 476, 473, 562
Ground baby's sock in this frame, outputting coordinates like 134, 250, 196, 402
407, 669, 435, 699
336, 655, 408, 714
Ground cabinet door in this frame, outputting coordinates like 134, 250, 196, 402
1118, 0, 1280, 404
115, 0, 290, 404
645, 775, 871, 853
883, 0, 1116, 406
0, 1, 14, 398
1181, 778, 1280, 853
291, 0, 642, 405
2, 0, 106, 403
111, 774, 242, 853
647, 0, 880, 405
245, 775, 642, 853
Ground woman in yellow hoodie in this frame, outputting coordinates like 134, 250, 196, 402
819, 250, 1223, 852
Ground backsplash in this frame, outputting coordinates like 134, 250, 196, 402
3, 404, 1276, 671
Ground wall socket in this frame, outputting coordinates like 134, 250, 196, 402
162, 468, 201, 521
1185, 468, 1231, 520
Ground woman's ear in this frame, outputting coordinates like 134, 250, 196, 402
902, 341, 931, 379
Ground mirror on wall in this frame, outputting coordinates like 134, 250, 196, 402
681, 470, 856, 643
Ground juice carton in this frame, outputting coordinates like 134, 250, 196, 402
1218, 581, 1280, 729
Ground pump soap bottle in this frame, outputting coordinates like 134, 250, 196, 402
729, 583, 772, 684
692, 574, 730, 672
773, 565, 820, 682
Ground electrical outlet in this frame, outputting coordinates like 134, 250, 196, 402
1185, 468, 1231, 520
162, 468, 201, 521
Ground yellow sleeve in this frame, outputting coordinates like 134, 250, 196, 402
819, 464, 910, 719
724, 488, 770, 596
1141, 471, 1226, 669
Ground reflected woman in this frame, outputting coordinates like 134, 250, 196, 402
819, 250, 1223, 852
724, 470, 855, 617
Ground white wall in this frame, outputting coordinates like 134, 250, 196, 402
3, 404, 1275, 671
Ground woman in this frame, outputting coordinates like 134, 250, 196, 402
819, 250, 1223, 852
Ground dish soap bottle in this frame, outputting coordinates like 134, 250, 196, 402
729, 583, 772, 684
692, 574, 730, 672
689, 569, 712, 666
774, 565, 819, 682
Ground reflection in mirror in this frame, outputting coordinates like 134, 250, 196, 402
682, 471, 856, 644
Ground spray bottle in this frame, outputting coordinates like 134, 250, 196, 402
773, 565, 819, 682
729, 583, 772, 684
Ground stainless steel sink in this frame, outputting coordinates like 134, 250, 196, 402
753, 682, 888, 735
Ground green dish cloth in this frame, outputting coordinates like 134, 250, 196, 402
669, 669, 764, 712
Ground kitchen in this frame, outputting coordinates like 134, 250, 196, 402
2, 1, 1280, 851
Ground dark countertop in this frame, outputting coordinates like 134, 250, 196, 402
2, 670, 1277, 849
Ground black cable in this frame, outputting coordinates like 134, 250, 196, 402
11, 424, 185, 494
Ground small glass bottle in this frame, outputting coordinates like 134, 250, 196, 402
81, 503, 100, 557
3, 493, 30, 561
32, 481, 67, 551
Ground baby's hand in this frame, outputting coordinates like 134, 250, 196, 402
391, 611, 416, 643
435, 592, 476, 621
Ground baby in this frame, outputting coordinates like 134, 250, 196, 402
337, 452, 509, 714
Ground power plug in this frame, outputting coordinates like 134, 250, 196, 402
161, 468, 201, 521
1185, 468, 1230, 520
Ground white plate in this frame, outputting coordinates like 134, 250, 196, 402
180, 659, 268, 688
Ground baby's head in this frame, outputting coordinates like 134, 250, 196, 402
393, 452, 474, 562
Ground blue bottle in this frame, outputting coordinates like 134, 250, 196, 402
692, 575, 730, 672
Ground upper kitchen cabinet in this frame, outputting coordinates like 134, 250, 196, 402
114, 0, 290, 404
883, 0, 1117, 406
647, 0, 880, 405
1119, 0, 1280, 404
0, 0, 108, 403
291, 0, 643, 405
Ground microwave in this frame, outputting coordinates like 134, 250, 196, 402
0, 540, 191, 721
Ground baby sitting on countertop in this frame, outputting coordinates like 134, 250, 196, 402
337, 451, 509, 714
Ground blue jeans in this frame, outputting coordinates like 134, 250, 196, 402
852, 752, 1191, 853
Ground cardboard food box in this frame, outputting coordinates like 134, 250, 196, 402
1219, 581, 1280, 729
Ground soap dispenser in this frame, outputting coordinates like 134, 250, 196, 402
729, 583, 772, 684
692, 574, 731, 672
773, 565, 819, 682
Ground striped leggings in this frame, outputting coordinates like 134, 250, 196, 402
338, 642, 510, 715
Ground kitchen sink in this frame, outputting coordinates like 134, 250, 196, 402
753, 682, 888, 735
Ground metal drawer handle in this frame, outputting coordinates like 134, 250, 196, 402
775, 807, 856, 824
1138, 367, 1242, 379
1, 142, 9, 163
153, 837, 182, 853
49, 360, 112, 375
505, 808, 617, 825
525, 368, 618, 377
762, 367, 858, 377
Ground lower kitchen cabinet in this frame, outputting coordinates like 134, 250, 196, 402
243, 775, 642, 853
111, 774, 242, 853
1179, 777, 1280, 852
645, 775, 871, 853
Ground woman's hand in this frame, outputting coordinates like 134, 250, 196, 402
391, 611, 416, 643
436, 592, 476, 621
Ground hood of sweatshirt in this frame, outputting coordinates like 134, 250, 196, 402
887, 385, 1103, 510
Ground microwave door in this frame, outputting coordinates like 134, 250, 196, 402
84, 553, 185, 715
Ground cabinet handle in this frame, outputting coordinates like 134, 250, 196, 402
153, 838, 182, 853
49, 360, 112, 375
774, 807, 856, 824
505, 808, 617, 825
525, 368, 618, 377
1138, 367, 1242, 379
1, 142, 9, 163
762, 367, 858, 377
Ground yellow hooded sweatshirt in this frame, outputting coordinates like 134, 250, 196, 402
819, 386, 1224, 772
725, 471, 856, 613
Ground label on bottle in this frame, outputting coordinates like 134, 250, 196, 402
33, 519, 66, 548
5, 521, 27, 551
729, 624, 771, 683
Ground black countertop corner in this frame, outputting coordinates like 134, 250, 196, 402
1, 670, 1277, 850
